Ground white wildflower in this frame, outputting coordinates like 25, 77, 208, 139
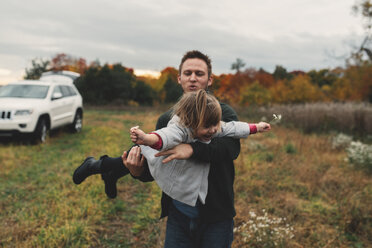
249, 211, 256, 218
346, 141, 372, 169
332, 133, 352, 150
271, 114, 282, 124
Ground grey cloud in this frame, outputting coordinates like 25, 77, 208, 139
0, 0, 363, 82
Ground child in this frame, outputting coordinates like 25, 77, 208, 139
130, 89, 270, 207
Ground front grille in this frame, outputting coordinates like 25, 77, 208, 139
1, 111, 12, 120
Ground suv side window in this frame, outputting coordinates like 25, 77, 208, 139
52, 85, 63, 97
60, 85, 71, 97
67, 86, 77, 96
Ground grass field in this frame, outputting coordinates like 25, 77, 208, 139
0, 108, 371, 247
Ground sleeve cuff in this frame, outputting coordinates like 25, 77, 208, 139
149, 132, 163, 150
249, 124, 257, 134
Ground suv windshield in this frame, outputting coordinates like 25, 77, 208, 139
0, 84, 50, 99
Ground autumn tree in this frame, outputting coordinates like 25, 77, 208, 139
307, 69, 337, 87
253, 68, 275, 88
273, 65, 293, 81
269, 80, 290, 103
286, 75, 323, 103
231, 58, 246, 74
212, 74, 231, 101
239, 81, 271, 106
270, 75, 324, 103
336, 64, 372, 101
215, 73, 252, 104
350, 0, 372, 63
50, 53, 87, 74
155, 67, 180, 103
330, 77, 356, 101
24, 58, 50, 79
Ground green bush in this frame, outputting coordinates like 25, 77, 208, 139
284, 143, 297, 154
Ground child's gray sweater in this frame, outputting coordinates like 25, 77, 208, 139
140, 115, 252, 206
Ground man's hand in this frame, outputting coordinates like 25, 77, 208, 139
122, 146, 145, 177
155, 143, 193, 163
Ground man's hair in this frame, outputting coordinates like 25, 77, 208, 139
179, 50, 212, 78
172, 89, 221, 135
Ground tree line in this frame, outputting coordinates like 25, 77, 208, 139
24, 53, 181, 106
24, 52, 372, 106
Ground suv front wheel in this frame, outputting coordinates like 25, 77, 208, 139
32, 118, 48, 144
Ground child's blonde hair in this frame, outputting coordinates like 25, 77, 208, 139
172, 90, 222, 134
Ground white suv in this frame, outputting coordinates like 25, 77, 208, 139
0, 71, 83, 143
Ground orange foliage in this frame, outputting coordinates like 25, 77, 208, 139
330, 78, 356, 101
239, 81, 271, 106
269, 80, 289, 104
253, 71, 275, 88
213, 73, 234, 102
150, 67, 178, 93
342, 64, 372, 101
287, 75, 323, 102
270, 75, 324, 103
50, 53, 87, 75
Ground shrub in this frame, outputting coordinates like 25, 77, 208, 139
346, 141, 372, 173
234, 209, 295, 247
332, 133, 353, 150
285, 143, 297, 154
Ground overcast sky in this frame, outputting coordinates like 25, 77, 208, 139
0, 0, 365, 84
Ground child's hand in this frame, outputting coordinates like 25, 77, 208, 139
257, 122, 271, 132
130, 126, 147, 145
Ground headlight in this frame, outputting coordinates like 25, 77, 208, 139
14, 109, 33, 116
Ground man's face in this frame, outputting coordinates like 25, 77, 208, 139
178, 58, 212, 93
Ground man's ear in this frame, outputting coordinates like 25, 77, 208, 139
208, 75, 213, 87
177, 75, 181, 85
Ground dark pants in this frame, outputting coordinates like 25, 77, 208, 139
100, 155, 128, 173
164, 203, 234, 248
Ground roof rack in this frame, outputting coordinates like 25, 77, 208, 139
40, 71, 80, 84
41, 71, 80, 80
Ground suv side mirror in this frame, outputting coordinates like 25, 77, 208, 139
52, 92, 63, 100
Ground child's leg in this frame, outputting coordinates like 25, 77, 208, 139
73, 155, 131, 198
101, 160, 130, 199
100, 155, 128, 173
72, 156, 103, 185
72, 155, 128, 184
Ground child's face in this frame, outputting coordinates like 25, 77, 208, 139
195, 124, 219, 142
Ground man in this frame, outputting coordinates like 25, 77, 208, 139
73, 50, 240, 247
125, 50, 240, 247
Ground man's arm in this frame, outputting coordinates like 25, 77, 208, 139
155, 103, 241, 164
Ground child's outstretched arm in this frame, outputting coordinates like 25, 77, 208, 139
215, 121, 271, 139
130, 126, 160, 146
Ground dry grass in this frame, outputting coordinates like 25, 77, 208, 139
233, 118, 372, 247
0, 107, 371, 247
236, 102, 372, 137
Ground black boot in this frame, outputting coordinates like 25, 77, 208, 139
73, 157, 102, 184
101, 171, 118, 199
101, 166, 130, 199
